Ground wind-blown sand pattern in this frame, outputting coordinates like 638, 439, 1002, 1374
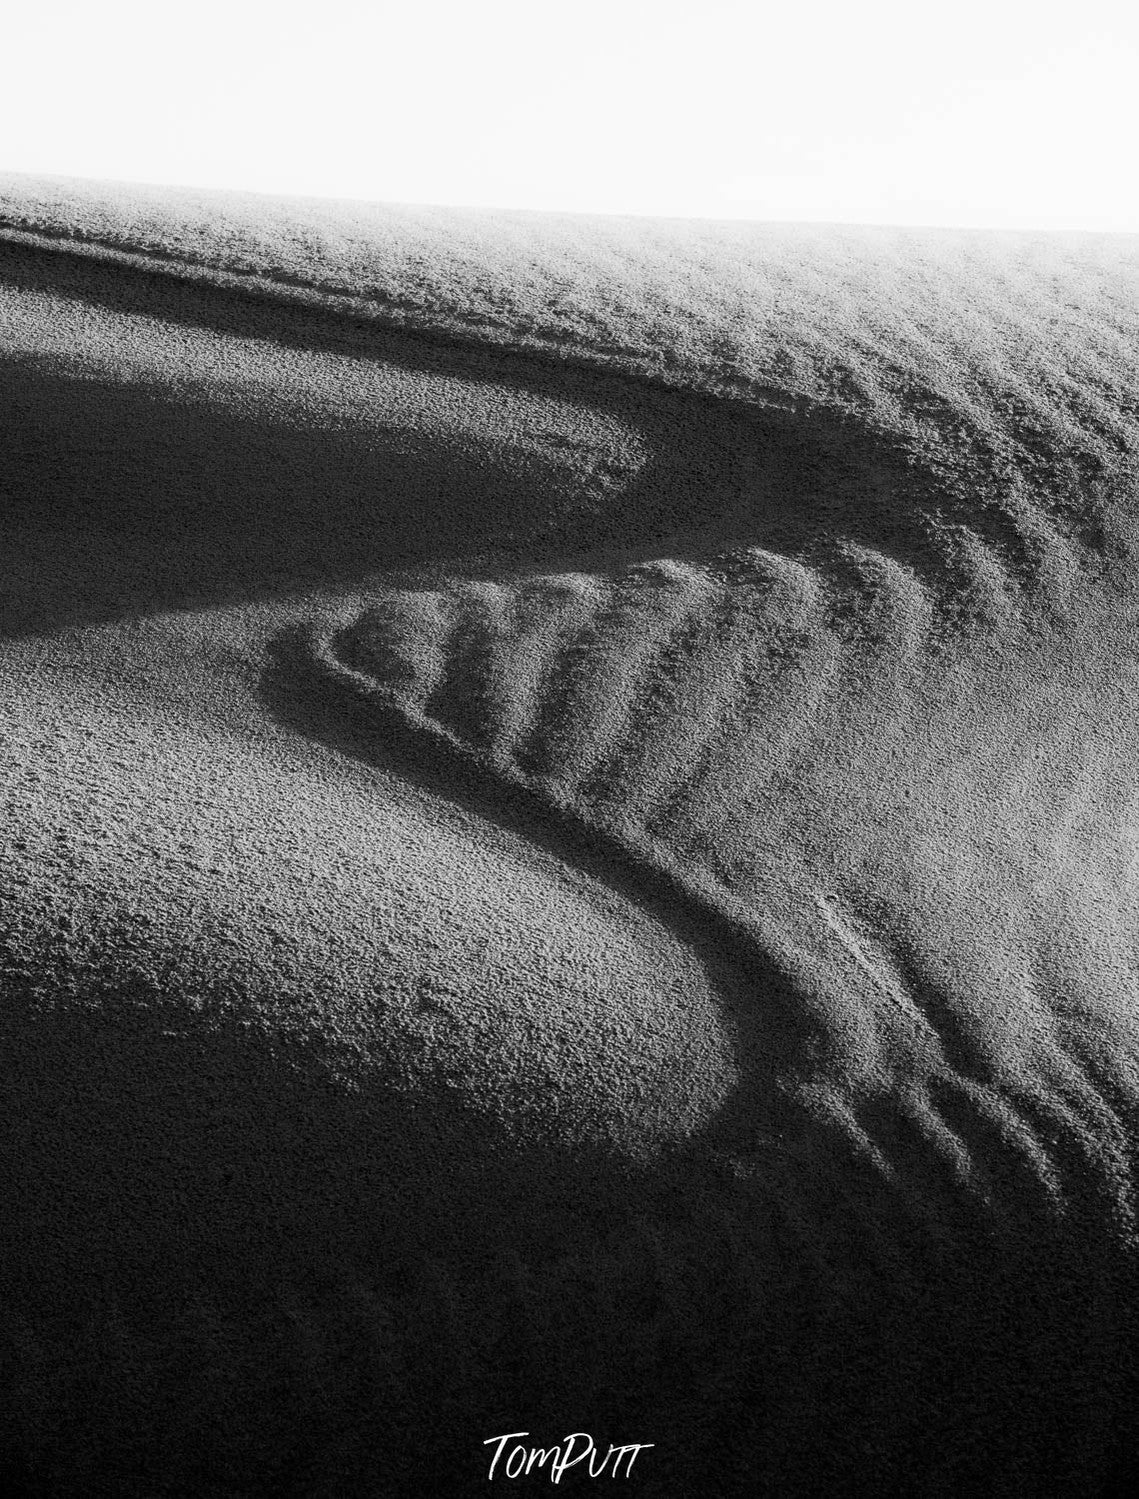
2, 172, 1139, 1495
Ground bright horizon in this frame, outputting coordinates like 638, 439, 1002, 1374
5, 0, 1138, 233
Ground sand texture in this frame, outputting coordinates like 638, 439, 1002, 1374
2, 171, 1139, 1495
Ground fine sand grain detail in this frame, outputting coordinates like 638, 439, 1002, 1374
2, 172, 1139, 1495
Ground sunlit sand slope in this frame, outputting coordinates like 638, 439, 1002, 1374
2, 173, 1139, 1496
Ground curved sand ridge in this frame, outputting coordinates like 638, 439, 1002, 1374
292, 544, 1139, 1197
3, 178, 1139, 1495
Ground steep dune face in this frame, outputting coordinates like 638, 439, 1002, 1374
2, 176, 1139, 1495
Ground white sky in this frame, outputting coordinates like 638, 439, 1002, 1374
4, 0, 1138, 231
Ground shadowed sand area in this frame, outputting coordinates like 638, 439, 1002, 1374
2, 172, 1139, 1495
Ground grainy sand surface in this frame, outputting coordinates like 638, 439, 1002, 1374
2, 171, 1139, 1496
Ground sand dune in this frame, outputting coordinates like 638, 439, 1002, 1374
2, 172, 1139, 1495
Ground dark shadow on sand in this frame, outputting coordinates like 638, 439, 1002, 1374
0, 967, 713, 1495
3, 890, 1134, 1497
0, 232, 967, 640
